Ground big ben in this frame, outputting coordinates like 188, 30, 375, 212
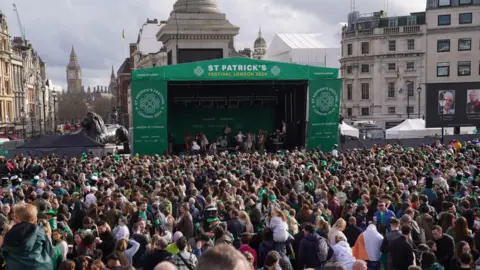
66, 46, 82, 92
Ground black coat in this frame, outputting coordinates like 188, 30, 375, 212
97, 231, 116, 263
435, 234, 455, 270
298, 233, 324, 269
226, 218, 246, 248
141, 249, 172, 270
132, 233, 149, 268
344, 224, 363, 247
391, 236, 415, 270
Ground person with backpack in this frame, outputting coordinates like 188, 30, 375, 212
298, 223, 333, 270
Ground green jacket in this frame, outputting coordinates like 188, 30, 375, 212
0, 221, 53, 270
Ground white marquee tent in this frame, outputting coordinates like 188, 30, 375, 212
265, 34, 341, 71
340, 122, 359, 138
386, 119, 476, 139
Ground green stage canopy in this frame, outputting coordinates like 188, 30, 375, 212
131, 58, 341, 155
132, 57, 338, 81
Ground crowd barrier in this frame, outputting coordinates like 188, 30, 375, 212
341, 134, 480, 150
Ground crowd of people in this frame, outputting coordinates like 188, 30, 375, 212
0, 138, 479, 270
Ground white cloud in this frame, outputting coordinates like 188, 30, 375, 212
0, 0, 427, 89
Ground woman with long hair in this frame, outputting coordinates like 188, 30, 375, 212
114, 238, 140, 266
328, 218, 347, 245
269, 207, 289, 243
442, 213, 455, 236
239, 211, 254, 233
452, 217, 474, 247
52, 229, 69, 262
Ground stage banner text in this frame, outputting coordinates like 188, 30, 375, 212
131, 80, 168, 155
307, 79, 341, 150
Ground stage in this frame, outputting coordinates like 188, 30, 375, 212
131, 58, 341, 156
167, 80, 308, 152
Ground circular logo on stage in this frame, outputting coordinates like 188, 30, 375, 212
194, 66, 205, 76
271, 66, 281, 76
311, 87, 338, 116
134, 89, 165, 119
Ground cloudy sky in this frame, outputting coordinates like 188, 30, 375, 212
0, 0, 425, 89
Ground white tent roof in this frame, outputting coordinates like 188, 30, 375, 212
266, 33, 341, 69
276, 34, 328, 49
340, 122, 359, 138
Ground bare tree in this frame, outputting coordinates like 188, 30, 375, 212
57, 91, 88, 123
91, 96, 113, 123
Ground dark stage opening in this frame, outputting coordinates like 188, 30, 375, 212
167, 80, 308, 152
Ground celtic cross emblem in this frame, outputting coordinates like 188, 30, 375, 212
315, 92, 335, 112
139, 93, 161, 114
271, 66, 281, 76
194, 66, 204, 76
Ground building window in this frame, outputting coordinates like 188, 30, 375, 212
437, 39, 450, 52
458, 38, 472, 51
347, 44, 353, 55
361, 42, 370, 54
346, 66, 353, 74
388, 40, 396, 51
4, 81, 10, 95
438, 15, 451, 25
388, 18, 398, 27
459, 0, 472, 4
407, 81, 415, 97
361, 64, 370, 73
406, 62, 415, 70
407, 39, 415, 50
407, 106, 414, 114
361, 107, 370, 116
438, 0, 451, 6
407, 16, 417, 25
388, 82, 396, 98
437, 62, 450, 77
459, 13, 473, 24
347, 108, 352, 116
347, 84, 353, 100
361, 83, 369, 99
388, 107, 396, 114
458, 61, 471, 76
388, 63, 396, 71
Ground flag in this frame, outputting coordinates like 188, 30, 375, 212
122, 29, 126, 40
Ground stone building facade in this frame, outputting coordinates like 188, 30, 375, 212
340, 10, 427, 129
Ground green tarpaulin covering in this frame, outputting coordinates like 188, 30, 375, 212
131, 58, 341, 155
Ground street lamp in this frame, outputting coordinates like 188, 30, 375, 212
417, 85, 422, 119
52, 89, 57, 134
41, 80, 48, 134
398, 80, 413, 119
20, 107, 25, 139
439, 91, 446, 144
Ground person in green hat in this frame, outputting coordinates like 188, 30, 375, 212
44, 209, 58, 230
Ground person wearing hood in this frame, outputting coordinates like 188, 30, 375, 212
0, 203, 53, 270
352, 224, 383, 270
332, 235, 355, 270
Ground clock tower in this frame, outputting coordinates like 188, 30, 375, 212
66, 46, 82, 92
